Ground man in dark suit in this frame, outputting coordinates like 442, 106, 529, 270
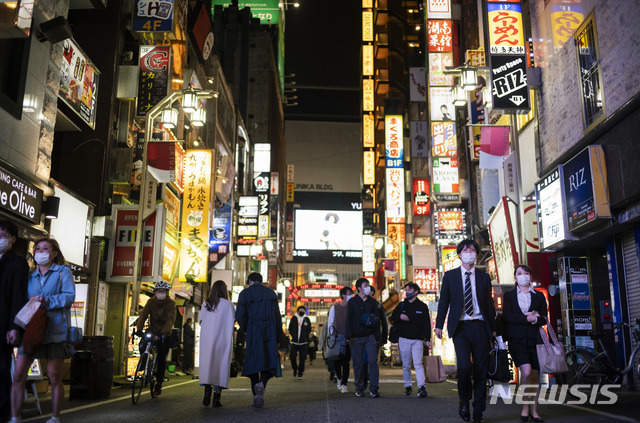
435, 239, 496, 423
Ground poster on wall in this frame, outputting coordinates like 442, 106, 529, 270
487, 197, 520, 285
409, 67, 427, 102
429, 87, 454, 121
432, 121, 457, 156
428, 52, 454, 86
59, 39, 100, 128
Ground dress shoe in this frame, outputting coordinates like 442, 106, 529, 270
458, 402, 470, 422
203, 385, 212, 406
212, 391, 222, 408
520, 414, 530, 422
531, 417, 543, 423
472, 418, 485, 423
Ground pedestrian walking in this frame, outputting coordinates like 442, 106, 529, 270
235, 272, 284, 408
346, 278, 386, 398
182, 318, 195, 375
288, 306, 311, 379
435, 239, 496, 423
503, 265, 548, 423
0, 220, 29, 423
360, 286, 388, 390
308, 331, 318, 364
390, 282, 431, 398
135, 280, 177, 396
199, 280, 235, 408
11, 238, 76, 423
327, 286, 353, 393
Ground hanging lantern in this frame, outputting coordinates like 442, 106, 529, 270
191, 107, 206, 127
181, 89, 198, 114
452, 86, 467, 106
160, 107, 178, 129
460, 66, 478, 91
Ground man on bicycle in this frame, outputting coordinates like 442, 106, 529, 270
136, 281, 176, 396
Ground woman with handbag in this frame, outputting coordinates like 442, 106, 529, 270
502, 265, 548, 423
199, 280, 235, 408
10, 238, 75, 423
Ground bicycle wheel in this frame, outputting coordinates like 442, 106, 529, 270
565, 348, 600, 386
149, 354, 158, 398
132, 353, 148, 405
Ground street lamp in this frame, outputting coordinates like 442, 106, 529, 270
452, 85, 467, 106
279, 1, 300, 8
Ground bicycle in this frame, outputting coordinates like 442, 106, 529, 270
564, 318, 640, 386
131, 331, 163, 404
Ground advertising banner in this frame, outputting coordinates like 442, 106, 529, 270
432, 121, 457, 156
363, 113, 375, 148
237, 195, 259, 256
212, 1, 280, 25
385, 115, 403, 168
133, 0, 175, 33
411, 121, 429, 158
487, 1, 525, 55
429, 87, 454, 121
409, 67, 427, 102
364, 151, 375, 185
209, 201, 232, 267
479, 125, 510, 169
550, 2, 584, 48
137, 45, 171, 116
363, 44, 374, 76
179, 150, 212, 282
189, 1, 214, 63
428, 20, 453, 52
488, 197, 520, 284
412, 178, 431, 216
363, 79, 374, 111
536, 167, 574, 251
489, 54, 529, 111
60, 39, 99, 128
432, 157, 459, 195
414, 268, 438, 292
428, 52, 454, 86
386, 168, 406, 224
441, 245, 461, 272
435, 209, 466, 239
0, 165, 43, 224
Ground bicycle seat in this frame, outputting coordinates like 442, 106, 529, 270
588, 330, 606, 340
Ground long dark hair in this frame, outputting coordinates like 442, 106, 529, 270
205, 280, 228, 311
33, 237, 66, 265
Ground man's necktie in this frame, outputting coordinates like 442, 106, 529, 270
464, 271, 474, 317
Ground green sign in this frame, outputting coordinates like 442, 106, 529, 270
212, 1, 280, 25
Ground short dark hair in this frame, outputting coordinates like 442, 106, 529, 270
405, 282, 420, 293
186, 318, 193, 324
355, 277, 369, 290
297, 306, 305, 313
339, 286, 353, 297
247, 272, 263, 284
514, 264, 532, 277
457, 239, 480, 255
0, 220, 18, 237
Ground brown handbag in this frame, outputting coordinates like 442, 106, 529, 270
536, 321, 569, 374
22, 302, 49, 355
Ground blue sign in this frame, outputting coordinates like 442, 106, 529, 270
209, 202, 232, 268
571, 283, 591, 310
132, 0, 174, 33
562, 148, 595, 231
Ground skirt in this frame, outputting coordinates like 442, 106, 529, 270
508, 337, 540, 371
19, 342, 75, 360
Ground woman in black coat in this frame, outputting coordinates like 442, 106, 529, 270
502, 264, 548, 423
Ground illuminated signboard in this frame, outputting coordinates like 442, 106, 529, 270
385, 115, 403, 168
386, 168, 405, 224
487, 2, 525, 55
288, 283, 345, 304
432, 121, 457, 156
362, 10, 373, 41
212, 1, 280, 25
435, 209, 466, 239
363, 44, 374, 76
414, 268, 438, 292
487, 197, 520, 284
305, 289, 340, 298
426, 0, 451, 19
432, 157, 459, 195
363, 151, 375, 185
363, 113, 375, 148
535, 168, 572, 251
412, 178, 431, 216
133, 0, 175, 34
428, 20, 453, 52
429, 86, 454, 121
429, 52, 454, 86
362, 234, 375, 273
179, 150, 212, 282
137, 45, 171, 117
441, 245, 461, 273
550, 2, 584, 48
59, 39, 100, 128
363, 79, 374, 111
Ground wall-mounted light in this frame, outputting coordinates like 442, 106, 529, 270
460, 66, 478, 91
36, 16, 73, 44
43, 196, 60, 219
453, 86, 467, 106
160, 107, 178, 129
191, 108, 206, 127
181, 89, 198, 114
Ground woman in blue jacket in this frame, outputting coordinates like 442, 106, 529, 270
10, 238, 75, 423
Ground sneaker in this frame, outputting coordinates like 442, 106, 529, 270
45, 418, 60, 423
370, 390, 380, 398
355, 389, 364, 397
403, 387, 412, 396
297, 375, 303, 380
336, 379, 342, 391
252, 382, 265, 408
281, 364, 285, 369
417, 386, 428, 398
341, 385, 349, 394
9, 418, 22, 423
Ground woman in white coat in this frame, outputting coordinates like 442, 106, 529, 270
199, 280, 235, 407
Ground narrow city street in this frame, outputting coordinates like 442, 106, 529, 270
21, 363, 640, 423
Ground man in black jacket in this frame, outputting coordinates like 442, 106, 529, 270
390, 283, 431, 398
182, 318, 195, 375
288, 306, 311, 379
0, 220, 29, 422
346, 278, 386, 398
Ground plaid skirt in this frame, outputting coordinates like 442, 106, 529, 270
18, 342, 75, 360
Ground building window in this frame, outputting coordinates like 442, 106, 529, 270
0, 37, 30, 119
575, 13, 604, 130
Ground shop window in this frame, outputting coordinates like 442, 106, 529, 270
0, 37, 30, 119
575, 13, 604, 131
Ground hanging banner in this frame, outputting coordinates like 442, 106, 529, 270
412, 178, 431, 216
429, 87, 454, 121
137, 45, 171, 116
414, 268, 438, 292
411, 121, 429, 158
550, 2, 584, 48
428, 52, 454, 86
487, 197, 520, 284
147, 142, 176, 183
409, 67, 427, 102
479, 125, 510, 169
432, 121, 457, 156
179, 150, 212, 282
362, 234, 375, 273
428, 20, 453, 52
173, 142, 185, 193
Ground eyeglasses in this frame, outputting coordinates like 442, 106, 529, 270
0, 234, 12, 239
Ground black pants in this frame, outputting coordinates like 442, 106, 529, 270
141, 337, 170, 386
309, 348, 316, 362
334, 343, 351, 385
183, 343, 194, 371
452, 321, 490, 419
0, 343, 12, 422
290, 344, 308, 376
248, 372, 272, 395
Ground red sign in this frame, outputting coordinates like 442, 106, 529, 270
111, 208, 158, 277
137, 45, 171, 116
414, 268, 438, 292
428, 20, 453, 52
413, 178, 431, 216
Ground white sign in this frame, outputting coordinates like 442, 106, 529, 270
270, 172, 279, 195
305, 289, 340, 298
536, 169, 568, 250
574, 316, 593, 331
488, 197, 520, 285
50, 186, 93, 268
363, 235, 375, 273
426, 0, 452, 19
523, 200, 539, 253
386, 168, 406, 223
503, 152, 519, 203
409, 67, 427, 102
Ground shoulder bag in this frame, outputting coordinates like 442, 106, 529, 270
536, 319, 569, 374
22, 300, 49, 355
58, 267, 83, 345
360, 300, 380, 328
324, 325, 346, 362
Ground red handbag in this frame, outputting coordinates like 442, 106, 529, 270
22, 301, 49, 355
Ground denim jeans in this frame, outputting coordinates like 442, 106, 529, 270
350, 334, 379, 391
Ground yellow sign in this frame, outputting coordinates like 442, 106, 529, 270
551, 6, 583, 48
363, 113, 375, 147
363, 79, 374, 112
163, 236, 179, 282
362, 0, 373, 8
363, 151, 375, 185
287, 183, 294, 202
487, 3, 525, 55
179, 150, 212, 282
362, 11, 373, 42
363, 44, 374, 76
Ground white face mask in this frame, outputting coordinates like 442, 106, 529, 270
459, 252, 477, 265
516, 274, 531, 286
362, 286, 371, 296
345, 294, 353, 301
34, 252, 51, 266
156, 292, 167, 301
0, 238, 10, 253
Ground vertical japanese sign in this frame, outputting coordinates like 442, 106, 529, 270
487, 2, 525, 55
432, 157, 459, 200
363, 79, 374, 111
137, 45, 171, 116
409, 67, 427, 102
411, 121, 429, 158
441, 245, 461, 272
385, 115, 403, 168
362, 10, 374, 42
363, 113, 375, 148
468, 76, 487, 161
179, 150, 212, 282
428, 20, 453, 52
386, 115, 405, 224
431, 121, 457, 156
209, 201, 232, 267
412, 178, 431, 216
363, 44, 374, 76
414, 268, 438, 292
550, 1, 584, 48
386, 169, 405, 224
363, 151, 375, 185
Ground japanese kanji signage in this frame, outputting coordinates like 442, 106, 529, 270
414, 268, 438, 292
363, 113, 375, 148
386, 168, 405, 224
432, 121, 457, 156
362, 10, 373, 42
468, 76, 487, 161
412, 178, 431, 216
137, 45, 171, 116
212, 1, 280, 25
363, 79, 374, 111
487, 2, 525, 55
364, 151, 375, 185
441, 245, 461, 272
435, 209, 466, 239
411, 121, 429, 158
133, 0, 175, 34
385, 115, 403, 168
179, 150, 212, 282
550, 1, 584, 48
428, 20, 453, 52
363, 44, 374, 76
